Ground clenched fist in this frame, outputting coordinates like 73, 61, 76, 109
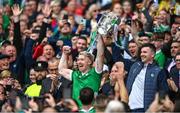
62, 46, 71, 55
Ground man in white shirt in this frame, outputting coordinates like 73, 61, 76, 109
126, 43, 169, 112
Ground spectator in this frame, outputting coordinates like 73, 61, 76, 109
94, 94, 109, 112
51, 0, 61, 19
0, 0, 180, 112
138, 32, 151, 45
126, 43, 169, 112
167, 52, 180, 94
112, 2, 123, 17
147, 92, 174, 112
79, 87, 95, 113
105, 100, 126, 113
25, 61, 48, 97
0, 54, 10, 72
122, 0, 133, 18
100, 62, 128, 103
41, 44, 55, 61
29, 68, 36, 84
151, 33, 166, 68
40, 57, 72, 101
128, 40, 138, 61
71, 36, 88, 61
85, 4, 100, 32
165, 41, 180, 73
0, 84, 6, 111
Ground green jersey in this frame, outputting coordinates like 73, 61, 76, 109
71, 68, 101, 107
154, 50, 166, 69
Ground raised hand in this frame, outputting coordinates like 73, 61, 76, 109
41, 37, 48, 45
56, 40, 64, 47
62, 46, 71, 55
0, 7, 3, 14
162, 95, 174, 112
167, 78, 178, 92
147, 93, 163, 112
115, 62, 126, 80
11, 4, 22, 16
24, 109, 32, 113
42, 4, 51, 18
28, 98, 38, 111
45, 93, 56, 107
30, 33, 39, 41
76, 24, 84, 34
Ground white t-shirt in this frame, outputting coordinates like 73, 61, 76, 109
129, 65, 147, 109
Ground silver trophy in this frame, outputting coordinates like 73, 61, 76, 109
87, 12, 120, 53
97, 12, 120, 35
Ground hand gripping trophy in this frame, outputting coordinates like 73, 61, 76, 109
87, 12, 120, 53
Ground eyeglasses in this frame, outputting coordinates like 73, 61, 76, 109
175, 59, 180, 62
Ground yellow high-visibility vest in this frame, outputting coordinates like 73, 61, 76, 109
25, 83, 42, 97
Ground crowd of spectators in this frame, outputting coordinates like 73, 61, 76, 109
0, 0, 180, 112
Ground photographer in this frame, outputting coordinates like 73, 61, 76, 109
25, 61, 48, 97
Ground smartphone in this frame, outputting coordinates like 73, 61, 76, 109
80, 19, 86, 26
63, 88, 71, 99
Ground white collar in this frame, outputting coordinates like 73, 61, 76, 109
80, 107, 94, 112
156, 49, 161, 54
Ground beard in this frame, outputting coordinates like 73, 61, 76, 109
36, 79, 43, 85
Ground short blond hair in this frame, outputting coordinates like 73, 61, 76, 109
50, 0, 60, 6
0, 70, 11, 79
79, 51, 95, 64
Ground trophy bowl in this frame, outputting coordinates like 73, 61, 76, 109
97, 12, 120, 35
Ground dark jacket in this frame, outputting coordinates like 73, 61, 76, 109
24, 38, 36, 70
11, 21, 27, 85
141, 8, 153, 32
169, 66, 180, 102
170, 66, 180, 89
40, 77, 72, 102
165, 58, 176, 75
126, 61, 169, 110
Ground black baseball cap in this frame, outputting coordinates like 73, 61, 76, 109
33, 61, 48, 71
0, 54, 10, 60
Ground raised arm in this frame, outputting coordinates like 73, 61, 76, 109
24, 33, 39, 70
38, 4, 52, 44
12, 4, 23, 56
58, 46, 73, 80
114, 62, 129, 103
95, 35, 104, 73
